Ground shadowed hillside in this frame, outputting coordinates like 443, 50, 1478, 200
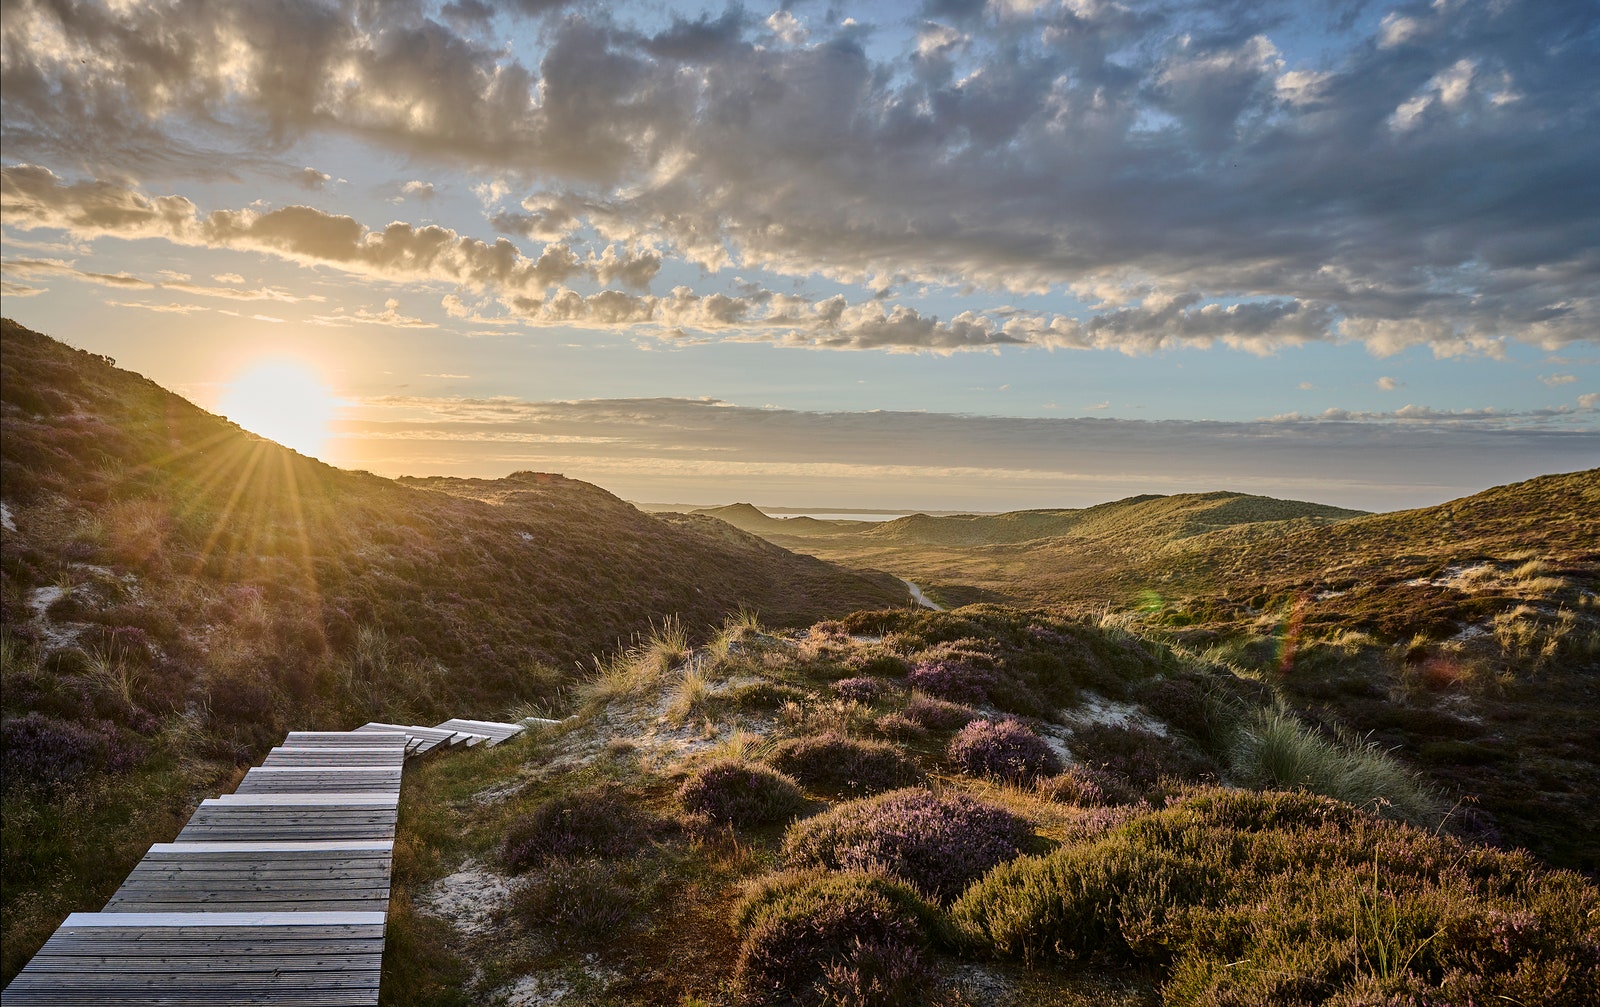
0, 318, 902, 974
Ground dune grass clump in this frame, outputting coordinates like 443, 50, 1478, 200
678, 759, 808, 829
948, 717, 1063, 784
782, 788, 1032, 904
501, 782, 653, 873
898, 694, 976, 732
842, 650, 910, 679
871, 711, 929, 743
952, 787, 1600, 1006
1228, 707, 1440, 825
766, 731, 922, 796
731, 869, 940, 1007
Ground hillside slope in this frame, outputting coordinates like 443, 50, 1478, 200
0, 318, 901, 972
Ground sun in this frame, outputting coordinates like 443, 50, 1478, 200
216, 358, 339, 459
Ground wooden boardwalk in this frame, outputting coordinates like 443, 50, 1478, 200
3, 718, 529, 1005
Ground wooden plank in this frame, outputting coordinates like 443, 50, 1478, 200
433, 718, 525, 745
283, 731, 406, 748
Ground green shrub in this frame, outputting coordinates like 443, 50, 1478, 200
731, 869, 939, 1007
766, 731, 922, 795
1068, 722, 1219, 793
783, 788, 1031, 904
512, 856, 636, 940
501, 782, 653, 873
952, 788, 1600, 1005
678, 759, 808, 828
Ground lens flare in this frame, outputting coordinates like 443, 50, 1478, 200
217, 359, 338, 459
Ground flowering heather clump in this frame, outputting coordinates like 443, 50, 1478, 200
899, 695, 976, 732
953, 787, 1600, 1006
766, 732, 923, 795
678, 759, 808, 828
732, 869, 938, 1007
831, 676, 891, 703
948, 718, 1063, 784
905, 659, 997, 706
783, 788, 1032, 904
502, 782, 651, 873
0, 712, 144, 790
1039, 765, 1142, 807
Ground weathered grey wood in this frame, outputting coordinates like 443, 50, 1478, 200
234, 767, 401, 794
433, 717, 526, 745
262, 747, 405, 768
283, 731, 406, 748
3, 719, 496, 1003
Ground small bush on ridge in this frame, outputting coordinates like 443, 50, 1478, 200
1069, 722, 1219, 792
1039, 765, 1143, 807
948, 717, 1063, 783
767, 731, 922, 795
783, 788, 1032, 904
679, 759, 808, 828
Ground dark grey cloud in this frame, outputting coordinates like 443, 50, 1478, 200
2, 0, 1597, 355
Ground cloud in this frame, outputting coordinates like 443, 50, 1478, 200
1539, 373, 1577, 387
1377, 376, 1401, 391
3, 257, 154, 288
312, 298, 436, 328
334, 395, 1600, 511
401, 180, 436, 201
3, 1, 1596, 355
296, 168, 332, 190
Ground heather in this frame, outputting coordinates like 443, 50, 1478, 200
765, 732, 922, 796
731, 870, 941, 1007
953, 787, 1600, 1005
947, 717, 1063, 784
678, 759, 808, 828
502, 782, 655, 872
782, 788, 1032, 904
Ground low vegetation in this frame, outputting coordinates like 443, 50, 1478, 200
364, 606, 1596, 1005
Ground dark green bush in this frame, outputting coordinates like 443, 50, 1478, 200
783, 788, 1031, 904
502, 782, 652, 873
1068, 722, 1219, 792
952, 787, 1600, 1005
678, 759, 808, 828
766, 731, 922, 795
731, 869, 939, 1007
512, 856, 636, 940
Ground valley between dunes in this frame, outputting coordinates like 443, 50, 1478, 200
3, 318, 1598, 1005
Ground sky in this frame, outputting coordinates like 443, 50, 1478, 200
2, 0, 1596, 512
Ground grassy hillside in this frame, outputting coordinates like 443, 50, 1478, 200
377, 606, 1598, 1006
0, 318, 902, 976
704, 476, 1600, 873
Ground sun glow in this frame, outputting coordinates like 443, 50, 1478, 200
217, 358, 339, 459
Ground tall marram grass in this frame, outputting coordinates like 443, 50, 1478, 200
1227, 706, 1439, 826
577, 616, 690, 708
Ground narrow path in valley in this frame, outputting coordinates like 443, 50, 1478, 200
903, 579, 946, 611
